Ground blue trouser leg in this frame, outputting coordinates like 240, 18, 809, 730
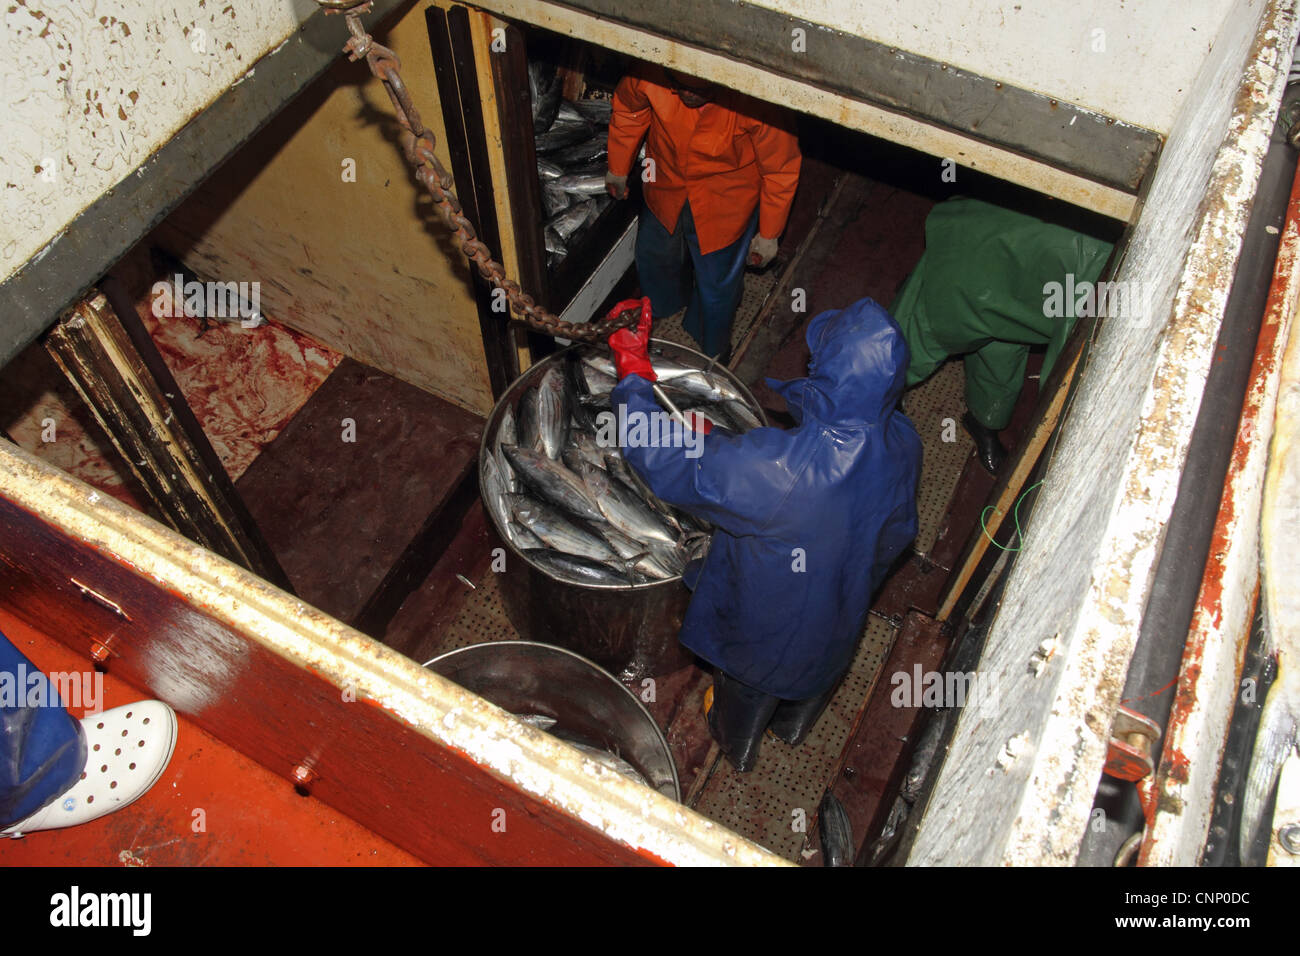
634, 205, 693, 320
682, 203, 758, 358
0, 629, 86, 829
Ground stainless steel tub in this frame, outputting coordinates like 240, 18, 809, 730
479, 339, 766, 679
427, 640, 680, 801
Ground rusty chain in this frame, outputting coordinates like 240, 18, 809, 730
326, 2, 637, 343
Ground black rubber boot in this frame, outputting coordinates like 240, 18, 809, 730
768, 681, 839, 746
962, 411, 1008, 476
708, 669, 780, 773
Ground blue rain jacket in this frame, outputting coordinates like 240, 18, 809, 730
612, 297, 922, 699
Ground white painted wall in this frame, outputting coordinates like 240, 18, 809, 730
749, 0, 1236, 135
910, 0, 1296, 866
0, 0, 314, 285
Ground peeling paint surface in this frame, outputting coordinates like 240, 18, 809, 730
911, 0, 1297, 866
0, 0, 310, 283
1142, 148, 1300, 867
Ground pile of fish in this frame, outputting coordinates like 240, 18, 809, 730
482, 344, 762, 587
529, 60, 616, 269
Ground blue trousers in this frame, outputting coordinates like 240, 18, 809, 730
635, 201, 758, 358
0, 630, 86, 828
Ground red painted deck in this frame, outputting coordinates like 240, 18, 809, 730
0, 611, 422, 867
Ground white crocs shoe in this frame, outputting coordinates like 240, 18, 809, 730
2, 701, 177, 837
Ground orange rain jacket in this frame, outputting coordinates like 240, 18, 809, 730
607, 67, 801, 256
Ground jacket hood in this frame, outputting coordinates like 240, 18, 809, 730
766, 298, 910, 427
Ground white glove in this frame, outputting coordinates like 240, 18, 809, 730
748, 234, 779, 268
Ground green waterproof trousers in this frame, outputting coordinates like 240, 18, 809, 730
890, 198, 1113, 431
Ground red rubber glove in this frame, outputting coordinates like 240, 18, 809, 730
605, 297, 656, 382
682, 410, 713, 434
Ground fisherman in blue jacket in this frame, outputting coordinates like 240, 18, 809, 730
606, 296, 922, 771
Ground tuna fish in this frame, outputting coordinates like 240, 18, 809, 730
572, 97, 612, 126
818, 792, 854, 868
552, 173, 609, 198
535, 118, 595, 154
522, 548, 630, 586
536, 366, 571, 461
528, 61, 562, 135
507, 493, 615, 563
581, 352, 747, 404
481, 453, 510, 533
548, 199, 599, 241
507, 520, 545, 550
516, 386, 545, 454
574, 460, 678, 549
555, 100, 586, 125
551, 138, 609, 169
502, 445, 605, 524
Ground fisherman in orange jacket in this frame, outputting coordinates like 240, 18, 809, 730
606, 66, 801, 362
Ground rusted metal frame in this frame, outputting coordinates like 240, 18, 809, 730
505, 0, 1160, 193
1141, 149, 1300, 867
352, 456, 481, 638
1123, 89, 1298, 731
0, 438, 790, 865
427, 4, 521, 396
0, 0, 407, 371
0, 495, 642, 865
43, 291, 291, 590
